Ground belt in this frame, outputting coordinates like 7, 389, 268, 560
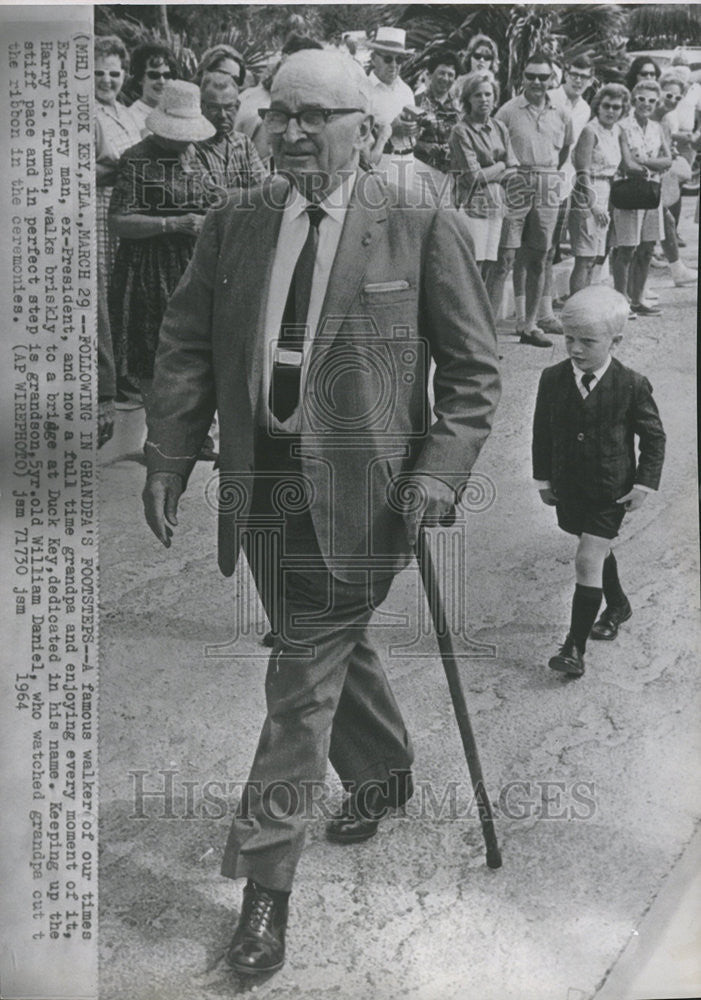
590, 174, 614, 182
516, 166, 561, 174
391, 147, 415, 156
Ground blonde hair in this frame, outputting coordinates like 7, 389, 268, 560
561, 287, 629, 338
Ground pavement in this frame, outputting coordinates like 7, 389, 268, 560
98, 198, 700, 1000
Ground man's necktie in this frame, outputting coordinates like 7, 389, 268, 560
581, 372, 595, 395
269, 205, 325, 422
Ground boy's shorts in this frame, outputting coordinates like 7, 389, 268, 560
556, 497, 626, 539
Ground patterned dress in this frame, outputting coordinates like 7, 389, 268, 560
94, 101, 141, 289
108, 136, 212, 381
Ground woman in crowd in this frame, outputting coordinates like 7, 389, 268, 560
569, 84, 636, 293
94, 35, 142, 404
610, 79, 672, 317
624, 55, 661, 94
108, 81, 215, 413
195, 43, 247, 87
94, 36, 141, 287
450, 33, 499, 106
449, 70, 518, 315
126, 42, 178, 136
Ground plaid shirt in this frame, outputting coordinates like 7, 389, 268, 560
414, 90, 461, 172
195, 130, 267, 205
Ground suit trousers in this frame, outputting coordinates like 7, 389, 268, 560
220, 431, 414, 891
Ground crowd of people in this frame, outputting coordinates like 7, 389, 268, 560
95, 26, 699, 449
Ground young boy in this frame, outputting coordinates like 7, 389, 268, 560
532, 286, 666, 677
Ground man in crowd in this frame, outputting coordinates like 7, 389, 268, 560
366, 26, 418, 187
537, 55, 594, 333
414, 49, 461, 202
142, 49, 500, 977
196, 69, 267, 193
496, 51, 573, 346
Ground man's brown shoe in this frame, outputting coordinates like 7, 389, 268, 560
590, 600, 632, 641
226, 880, 288, 976
548, 635, 585, 677
326, 770, 413, 844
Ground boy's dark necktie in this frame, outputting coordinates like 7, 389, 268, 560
269, 205, 325, 422
581, 372, 595, 395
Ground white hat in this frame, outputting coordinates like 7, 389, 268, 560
367, 27, 414, 56
146, 80, 215, 142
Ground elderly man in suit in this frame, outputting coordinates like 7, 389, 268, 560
143, 49, 500, 977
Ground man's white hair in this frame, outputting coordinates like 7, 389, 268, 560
272, 49, 372, 112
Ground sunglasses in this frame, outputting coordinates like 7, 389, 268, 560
638, 70, 657, 78
95, 70, 122, 78
380, 53, 406, 65
145, 69, 173, 81
524, 71, 551, 82
635, 95, 657, 104
473, 51, 493, 62
665, 92, 682, 102
600, 102, 623, 111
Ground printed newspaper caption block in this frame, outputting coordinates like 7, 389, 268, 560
0, 11, 97, 999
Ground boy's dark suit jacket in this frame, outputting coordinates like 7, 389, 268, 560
532, 357, 665, 503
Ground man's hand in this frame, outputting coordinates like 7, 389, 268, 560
401, 474, 457, 548
98, 400, 115, 449
539, 487, 558, 506
142, 472, 184, 547
593, 207, 609, 227
616, 486, 648, 512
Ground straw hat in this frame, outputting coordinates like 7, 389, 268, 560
146, 80, 215, 142
367, 27, 414, 56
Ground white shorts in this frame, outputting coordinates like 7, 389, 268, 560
612, 204, 663, 246
462, 214, 503, 262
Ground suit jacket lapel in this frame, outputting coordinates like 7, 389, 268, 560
241, 178, 288, 415
311, 171, 388, 358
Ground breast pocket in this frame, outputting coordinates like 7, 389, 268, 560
360, 280, 414, 308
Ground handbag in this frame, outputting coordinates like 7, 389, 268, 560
610, 175, 661, 210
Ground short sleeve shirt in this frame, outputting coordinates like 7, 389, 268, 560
495, 94, 573, 169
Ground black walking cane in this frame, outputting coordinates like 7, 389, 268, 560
414, 523, 502, 869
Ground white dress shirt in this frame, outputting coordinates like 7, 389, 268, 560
548, 86, 590, 196
367, 70, 414, 128
572, 355, 610, 398
262, 171, 357, 431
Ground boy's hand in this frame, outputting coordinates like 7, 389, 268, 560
616, 486, 647, 511
539, 487, 558, 506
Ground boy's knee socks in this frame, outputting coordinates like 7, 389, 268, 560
602, 552, 626, 607
570, 584, 603, 652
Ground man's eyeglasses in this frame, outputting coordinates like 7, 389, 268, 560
259, 107, 365, 134
600, 101, 623, 111
472, 51, 493, 62
145, 70, 173, 81
203, 102, 240, 116
95, 70, 122, 79
665, 92, 683, 102
567, 69, 592, 81
380, 53, 406, 65
524, 71, 552, 83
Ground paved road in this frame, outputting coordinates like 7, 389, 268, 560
98, 200, 700, 1000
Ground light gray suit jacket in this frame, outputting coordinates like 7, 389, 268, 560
146, 170, 501, 582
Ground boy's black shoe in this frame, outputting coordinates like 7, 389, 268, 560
226, 880, 288, 975
548, 635, 585, 677
590, 599, 632, 641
